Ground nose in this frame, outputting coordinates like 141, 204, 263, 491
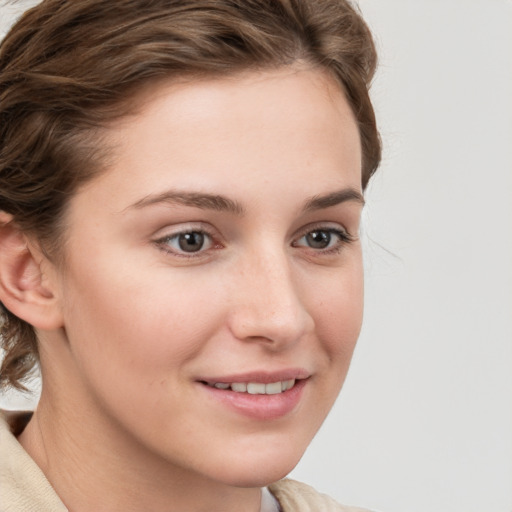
227, 251, 314, 350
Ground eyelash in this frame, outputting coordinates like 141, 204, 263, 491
155, 226, 220, 258
154, 225, 355, 259
292, 226, 355, 255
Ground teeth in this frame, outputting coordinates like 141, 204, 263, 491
231, 382, 247, 393
265, 382, 282, 395
209, 379, 297, 395
247, 382, 266, 394
282, 379, 295, 391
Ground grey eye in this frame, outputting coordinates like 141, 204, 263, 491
304, 230, 332, 249
294, 227, 350, 252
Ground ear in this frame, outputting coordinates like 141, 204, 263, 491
0, 212, 63, 330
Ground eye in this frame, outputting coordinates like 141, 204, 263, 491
294, 227, 352, 252
303, 230, 335, 249
158, 230, 213, 254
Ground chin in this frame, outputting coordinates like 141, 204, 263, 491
209, 440, 307, 488
220, 464, 297, 489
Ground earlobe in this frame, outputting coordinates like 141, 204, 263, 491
0, 212, 63, 331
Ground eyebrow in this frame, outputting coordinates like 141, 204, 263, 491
127, 187, 364, 215
128, 191, 246, 215
302, 188, 365, 211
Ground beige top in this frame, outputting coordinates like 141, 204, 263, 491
0, 410, 370, 512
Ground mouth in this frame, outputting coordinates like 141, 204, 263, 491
201, 379, 297, 395
197, 373, 309, 420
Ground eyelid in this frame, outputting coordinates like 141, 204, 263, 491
293, 222, 354, 242
292, 222, 356, 253
153, 223, 222, 258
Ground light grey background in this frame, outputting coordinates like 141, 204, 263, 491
1, 2, 511, 512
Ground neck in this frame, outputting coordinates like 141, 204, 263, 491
18, 390, 262, 512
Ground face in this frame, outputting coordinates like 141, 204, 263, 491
47, 67, 364, 487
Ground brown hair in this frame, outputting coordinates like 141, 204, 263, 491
0, 0, 381, 390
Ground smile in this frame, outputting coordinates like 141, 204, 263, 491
200, 376, 307, 421
205, 379, 296, 395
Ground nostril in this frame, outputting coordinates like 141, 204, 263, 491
227, 303, 313, 348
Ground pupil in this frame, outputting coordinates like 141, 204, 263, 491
178, 232, 204, 252
307, 231, 330, 249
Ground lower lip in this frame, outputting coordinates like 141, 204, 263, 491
200, 379, 308, 421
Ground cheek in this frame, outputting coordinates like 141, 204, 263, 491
310, 259, 364, 360
59, 260, 224, 387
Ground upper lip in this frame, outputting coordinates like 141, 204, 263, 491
198, 368, 311, 384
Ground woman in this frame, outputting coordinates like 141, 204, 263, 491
0, 1, 381, 510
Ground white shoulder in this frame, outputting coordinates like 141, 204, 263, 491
268, 478, 373, 512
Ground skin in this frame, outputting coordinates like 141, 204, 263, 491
17, 66, 364, 512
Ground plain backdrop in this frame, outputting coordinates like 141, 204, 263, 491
1, 2, 511, 512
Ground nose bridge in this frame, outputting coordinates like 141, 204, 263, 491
228, 246, 313, 347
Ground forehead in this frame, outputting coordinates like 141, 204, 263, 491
74, 66, 362, 213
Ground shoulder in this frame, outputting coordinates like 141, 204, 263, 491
0, 409, 68, 512
269, 478, 373, 512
